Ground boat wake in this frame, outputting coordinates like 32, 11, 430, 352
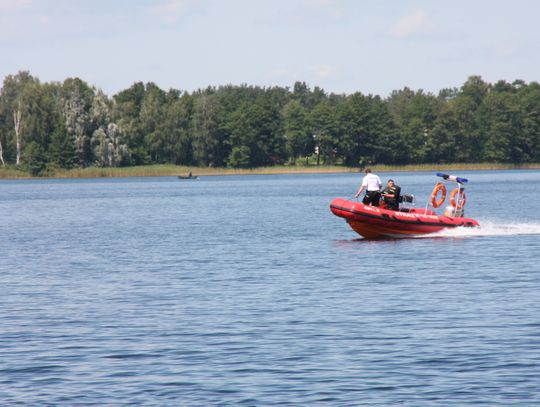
424, 220, 540, 239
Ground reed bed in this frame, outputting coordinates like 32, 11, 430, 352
0, 167, 30, 179
371, 162, 540, 173
1, 163, 539, 179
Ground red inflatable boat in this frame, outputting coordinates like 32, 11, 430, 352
330, 173, 480, 239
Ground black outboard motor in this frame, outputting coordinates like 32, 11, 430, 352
396, 192, 415, 212
400, 194, 414, 204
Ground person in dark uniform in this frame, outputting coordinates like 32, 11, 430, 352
381, 179, 401, 210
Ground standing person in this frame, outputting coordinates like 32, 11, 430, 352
354, 168, 382, 206
381, 179, 401, 210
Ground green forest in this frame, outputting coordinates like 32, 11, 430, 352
1, 71, 539, 175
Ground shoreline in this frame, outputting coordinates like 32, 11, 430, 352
1, 163, 539, 180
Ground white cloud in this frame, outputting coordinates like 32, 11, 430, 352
391, 10, 434, 38
149, 0, 203, 23
0, 0, 32, 11
0, 0, 34, 39
312, 64, 337, 79
268, 68, 291, 79
305, 0, 343, 19
307, 0, 338, 6
265, 64, 338, 86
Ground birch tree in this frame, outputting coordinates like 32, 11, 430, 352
0, 71, 37, 165
13, 101, 22, 164
62, 78, 94, 166
0, 135, 4, 165
87, 89, 130, 167
92, 123, 130, 166
192, 93, 223, 166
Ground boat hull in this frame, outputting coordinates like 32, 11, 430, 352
330, 198, 479, 239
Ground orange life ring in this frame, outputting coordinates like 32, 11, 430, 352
450, 188, 466, 208
431, 183, 447, 208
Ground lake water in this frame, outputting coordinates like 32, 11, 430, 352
1, 170, 540, 405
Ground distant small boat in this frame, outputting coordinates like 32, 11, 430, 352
178, 174, 198, 180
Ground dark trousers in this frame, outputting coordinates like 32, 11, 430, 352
385, 200, 398, 210
363, 191, 381, 206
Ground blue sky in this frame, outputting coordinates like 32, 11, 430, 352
1, 0, 539, 97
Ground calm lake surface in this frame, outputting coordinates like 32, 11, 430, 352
1, 170, 540, 405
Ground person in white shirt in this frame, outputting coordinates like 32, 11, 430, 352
354, 168, 382, 206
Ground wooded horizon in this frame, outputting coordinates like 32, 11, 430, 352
1, 71, 539, 176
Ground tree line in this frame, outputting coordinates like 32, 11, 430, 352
1, 71, 539, 175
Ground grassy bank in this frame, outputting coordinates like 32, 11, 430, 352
52, 164, 360, 178
1, 163, 539, 179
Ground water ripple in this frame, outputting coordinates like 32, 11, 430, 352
1, 172, 540, 405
